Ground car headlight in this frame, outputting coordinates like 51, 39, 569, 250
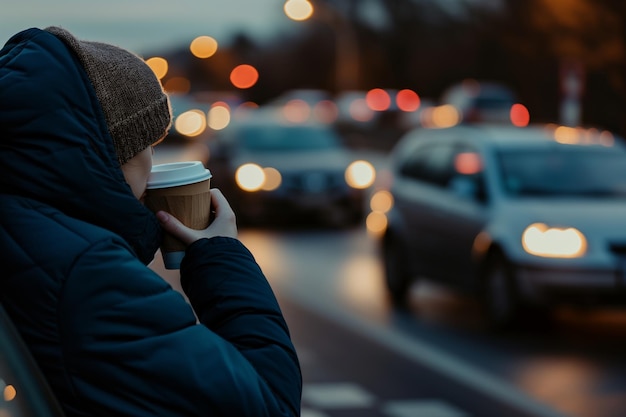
235, 164, 282, 192
261, 167, 281, 191
345, 160, 376, 189
521, 223, 587, 258
236, 163, 265, 191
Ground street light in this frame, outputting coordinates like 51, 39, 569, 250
284, 0, 313, 21
284, 0, 359, 92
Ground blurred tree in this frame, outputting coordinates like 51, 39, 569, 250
499, 0, 625, 133
158, 0, 625, 138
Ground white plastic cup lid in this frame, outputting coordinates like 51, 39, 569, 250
147, 161, 212, 189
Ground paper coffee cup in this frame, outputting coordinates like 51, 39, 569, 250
145, 161, 212, 269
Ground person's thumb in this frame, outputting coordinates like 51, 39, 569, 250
156, 211, 195, 245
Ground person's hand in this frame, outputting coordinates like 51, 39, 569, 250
156, 188, 238, 245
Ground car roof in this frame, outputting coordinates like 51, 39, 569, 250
401, 123, 622, 151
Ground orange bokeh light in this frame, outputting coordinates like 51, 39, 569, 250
366, 88, 391, 111
230, 64, 259, 89
510, 103, 530, 127
396, 89, 421, 112
163, 77, 191, 94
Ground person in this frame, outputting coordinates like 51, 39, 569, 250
0, 26, 302, 416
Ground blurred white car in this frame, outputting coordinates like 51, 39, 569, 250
209, 115, 375, 227
380, 123, 626, 328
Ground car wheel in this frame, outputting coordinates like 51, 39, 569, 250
382, 233, 413, 308
482, 253, 521, 330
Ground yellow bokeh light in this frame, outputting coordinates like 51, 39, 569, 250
4, 384, 17, 402
174, 110, 206, 137
554, 126, 580, 144
262, 167, 282, 191
370, 190, 394, 213
208, 104, 231, 130
522, 223, 587, 258
236, 163, 265, 191
284, 0, 314, 21
421, 105, 460, 128
145, 57, 168, 80
345, 160, 376, 189
190, 36, 218, 59
366, 211, 388, 236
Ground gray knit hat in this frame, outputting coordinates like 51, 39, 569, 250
45, 26, 172, 165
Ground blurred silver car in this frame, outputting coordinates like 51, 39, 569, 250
209, 115, 375, 227
440, 80, 517, 124
379, 123, 626, 328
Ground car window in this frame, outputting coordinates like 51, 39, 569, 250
498, 147, 626, 197
449, 145, 488, 201
0, 305, 65, 417
398, 142, 456, 187
239, 125, 341, 151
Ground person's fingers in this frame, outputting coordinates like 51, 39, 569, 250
206, 189, 238, 238
210, 188, 235, 219
156, 210, 198, 245
155, 189, 238, 246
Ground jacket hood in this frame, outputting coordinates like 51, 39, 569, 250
0, 28, 161, 264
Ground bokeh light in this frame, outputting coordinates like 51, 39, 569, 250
208, 102, 231, 130
366, 211, 388, 236
190, 36, 218, 59
349, 98, 374, 122
233, 101, 260, 119
366, 88, 391, 111
421, 104, 460, 128
230, 64, 259, 89
4, 384, 16, 401
313, 100, 339, 124
145, 57, 168, 79
553, 126, 580, 144
236, 163, 265, 191
396, 89, 421, 112
174, 109, 206, 137
283, 99, 311, 123
284, 0, 314, 21
510, 103, 530, 127
370, 190, 394, 213
163, 77, 191, 94
345, 160, 376, 189
261, 167, 282, 191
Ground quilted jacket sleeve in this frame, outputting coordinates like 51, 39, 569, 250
60, 236, 301, 417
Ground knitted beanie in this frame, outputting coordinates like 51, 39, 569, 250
45, 26, 172, 165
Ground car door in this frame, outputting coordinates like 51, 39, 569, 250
433, 143, 490, 290
392, 139, 458, 281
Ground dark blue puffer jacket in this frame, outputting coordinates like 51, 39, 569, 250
0, 28, 301, 417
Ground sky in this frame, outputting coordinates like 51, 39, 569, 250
0, 0, 293, 55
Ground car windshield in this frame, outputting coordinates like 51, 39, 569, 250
498, 147, 626, 197
239, 126, 340, 152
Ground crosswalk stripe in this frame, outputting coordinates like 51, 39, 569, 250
383, 399, 470, 417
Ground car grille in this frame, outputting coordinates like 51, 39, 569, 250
282, 171, 344, 194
